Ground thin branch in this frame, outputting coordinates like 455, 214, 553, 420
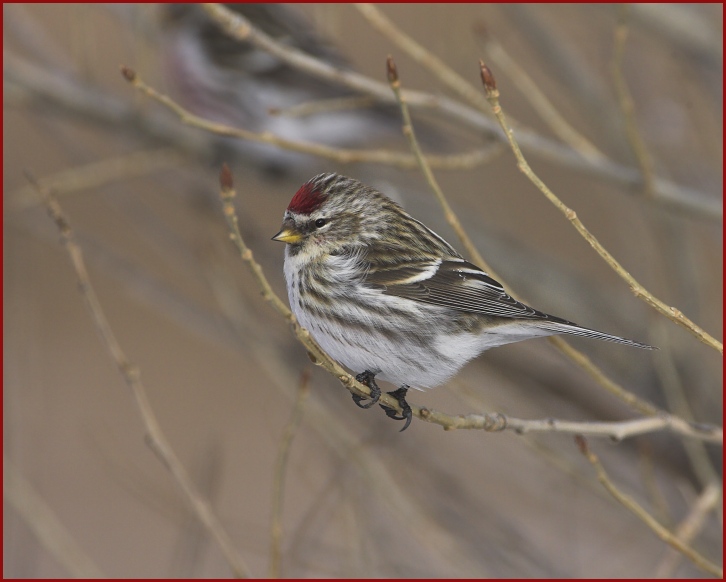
576, 437, 722, 578
120, 66, 501, 171
4, 457, 106, 578
199, 3, 721, 222
433, 412, 721, 442
269, 371, 311, 579
28, 173, 252, 579
9, 148, 185, 210
218, 165, 722, 444
652, 319, 722, 489
637, 441, 673, 526
611, 4, 656, 196
479, 61, 723, 354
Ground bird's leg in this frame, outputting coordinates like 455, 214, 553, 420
352, 370, 381, 408
380, 385, 412, 432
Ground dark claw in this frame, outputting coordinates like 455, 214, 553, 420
353, 370, 381, 409
380, 386, 412, 432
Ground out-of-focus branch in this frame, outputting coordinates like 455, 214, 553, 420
652, 320, 722, 489
4, 457, 106, 578
219, 165, 722, 444
629, 4, 722, 65
654, 481, 722, 577
28, 174, 252, 579
611, 4, 656, 197
479, 61, 723, 354
199, 3, 722, 222
269, 371, 310, 579
4, 52, 213, 158
9, 148, 186, 210
576, 437, 722, 578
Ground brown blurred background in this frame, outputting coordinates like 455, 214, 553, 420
4, 4, 722, 578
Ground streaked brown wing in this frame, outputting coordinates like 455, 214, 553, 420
365, 258, 564, 321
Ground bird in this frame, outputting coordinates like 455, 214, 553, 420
159, 4, 444, 179
272, 172, 655, 430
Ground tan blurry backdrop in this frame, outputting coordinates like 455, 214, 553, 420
4, 4, 723, 577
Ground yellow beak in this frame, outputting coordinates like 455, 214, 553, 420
271, 227, 303, 244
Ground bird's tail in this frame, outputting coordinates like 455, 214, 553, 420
536, 321, 657, 350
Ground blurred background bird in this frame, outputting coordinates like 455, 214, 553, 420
159, 3, 448, 183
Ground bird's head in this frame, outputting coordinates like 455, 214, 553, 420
272, 173, 397, 257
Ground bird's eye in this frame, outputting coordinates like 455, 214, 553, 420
314, 218, 327, 228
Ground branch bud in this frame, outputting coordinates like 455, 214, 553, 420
220, 163, 234, 192
120, 65, 136, 83
479, 60, 497, 93
386, 55, 399, 84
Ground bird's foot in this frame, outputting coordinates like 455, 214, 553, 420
380, 385, 412, 432
352, 370, 381, 409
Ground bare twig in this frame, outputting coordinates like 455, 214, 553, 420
218, 165, 722, 444
479, 61, 723, 354
4, 457, 105, 578
199, 3, 721, 222
637, 441, 672, 526
429, 412, 721, 442
9, 149, 185, 210
611, 4, 656, 196
652, 320, 722, 488
576, 437, 722, 578
269, 371, 311, 579
29, 173, 252, 579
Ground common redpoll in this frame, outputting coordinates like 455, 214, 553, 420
273, 173, 655, 430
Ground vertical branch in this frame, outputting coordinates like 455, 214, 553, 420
611, 3, 656, 196
28, 173, 252, 579
4, 457, 105, 578
269, 371, 311, 578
